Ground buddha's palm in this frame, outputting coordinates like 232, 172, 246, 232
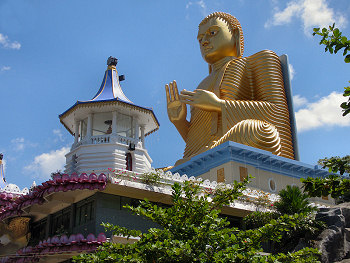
166, 80, 187, 123
167, 99, 187, 123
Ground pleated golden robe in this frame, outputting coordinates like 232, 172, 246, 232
183, 50, 294, 160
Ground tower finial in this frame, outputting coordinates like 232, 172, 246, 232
107, 56, 118, 66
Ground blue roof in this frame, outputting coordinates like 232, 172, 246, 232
89, 66, 131, 103
59, 63, 158, 124
170, 141, 334, 179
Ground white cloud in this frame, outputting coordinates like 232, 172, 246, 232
1, 66, 10, 72
11, 137, 25, 151
53, 129, 65, 142
10, 137, 37, 151
186, 0, 207, 17
23, 146, 70, 180
265, 0, 347, 35
0, 33, 21, 49
288, 63, 295, 80
293, 94, 308, 109
295, 92, 350, 132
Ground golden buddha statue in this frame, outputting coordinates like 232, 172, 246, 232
166, 12, 295, 165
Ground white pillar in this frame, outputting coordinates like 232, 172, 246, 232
135, 121, 139, 140
87, 113, 93, 140
74, 120, 79, 143
112, 111, 118, 135
140, 125, 145, 148
131, 118, 135, 138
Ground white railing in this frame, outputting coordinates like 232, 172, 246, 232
116, 135, 139, 147
72, 134, 141, 149
91, 135, 110, 144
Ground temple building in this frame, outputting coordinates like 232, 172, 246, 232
60, 56, 159, 175
0, 56, 334, 262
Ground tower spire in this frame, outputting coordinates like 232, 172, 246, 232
90, 56, 131, 103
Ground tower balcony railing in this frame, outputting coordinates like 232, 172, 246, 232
72, 134, 141, 149
91, 134, 111, 144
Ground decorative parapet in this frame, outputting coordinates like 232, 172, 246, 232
0, 174, 107, 220
107, 168, 280, 211
1, 184, 29, 195
0, 169, 328, 221
108, 168, 329, 210
0, 184, 29, 207
0, 233, 107, 263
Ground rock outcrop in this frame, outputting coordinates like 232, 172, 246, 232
312, 203, 350, 263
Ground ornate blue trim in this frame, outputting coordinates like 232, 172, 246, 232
170, 141, 332, 179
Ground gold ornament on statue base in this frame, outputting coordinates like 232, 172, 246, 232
165, 12, 295, 166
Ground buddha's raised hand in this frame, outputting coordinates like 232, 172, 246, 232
180, 89, 223, 112
165, 81, 187, 123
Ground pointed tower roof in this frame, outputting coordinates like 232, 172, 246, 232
59, 57, 159, 136
89, 56, 131, 103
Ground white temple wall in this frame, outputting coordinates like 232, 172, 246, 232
198, 160, 333, 205
65, 142, 152, 175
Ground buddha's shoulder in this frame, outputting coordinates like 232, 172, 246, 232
226, 50, 280, 68
246, 50, 280, 62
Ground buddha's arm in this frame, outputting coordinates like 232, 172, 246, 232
172, 119, 190, 142
180, 89, 223, 112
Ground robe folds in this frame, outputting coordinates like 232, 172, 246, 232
183, 50, 294, 160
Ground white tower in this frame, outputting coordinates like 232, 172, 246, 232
59, 57, 159, 174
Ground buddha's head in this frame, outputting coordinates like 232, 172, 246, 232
198, 12, 244, 64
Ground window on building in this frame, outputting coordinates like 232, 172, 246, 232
117, 113, 133, 138
75, 199, 95, 227
80, 118, 87, 140
50, 207, 71, 236
120, 196, 141, 210
239, 166, 248, 181
30, 218, 47, 245
126, 152, 132, 171
92, 112, 113, 136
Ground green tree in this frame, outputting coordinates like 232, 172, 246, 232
317, 155, 350, 176
301, 25, 350, 201
74, 179, 320, 262
313, 24, 350, 116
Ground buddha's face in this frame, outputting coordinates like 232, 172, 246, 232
197, 17, 237, 64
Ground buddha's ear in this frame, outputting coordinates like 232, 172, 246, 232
233, 29, 241, 58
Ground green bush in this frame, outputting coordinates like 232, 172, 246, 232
274, 185, 317, 215
243, 211, 279, 229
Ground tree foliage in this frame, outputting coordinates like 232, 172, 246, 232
318, 155, 350, 176
73, 179, 320, 262
301, 26, 350, 202
302, 173, 350, 200
243, 186, 324, 254
313, 24, 350, 116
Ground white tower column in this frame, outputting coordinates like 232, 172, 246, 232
86, 113, 93, 140
135, 121, 139, 140
140, 125, 145, 148
112, 111, 118, 136
74, 120, 80, 144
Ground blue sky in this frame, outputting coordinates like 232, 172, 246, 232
0, 0, 349, 189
